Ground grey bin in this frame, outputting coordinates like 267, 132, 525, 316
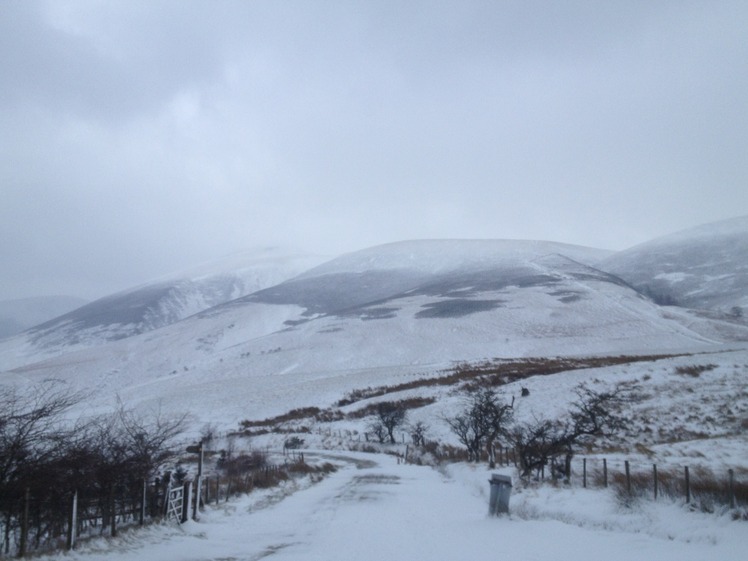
488, 474, 512, 516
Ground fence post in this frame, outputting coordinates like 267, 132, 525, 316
182, 481, 192, 523
139, 480, 146, 526
110, 486, 117, 538
653, 465, 658, 500
67, 490, 78, 550
583, 458, 587, 488
684, 466, 691, 504
194, 441, 203, 520
18, 487, 30, 558
729, 469, 736, 509
603, 458, 608, 488
625, 461, 631, 495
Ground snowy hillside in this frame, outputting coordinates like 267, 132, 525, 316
0, 295, 87, 339
600, 215, 748, 314
0, 248, 325, 367
3, 239, 746, 430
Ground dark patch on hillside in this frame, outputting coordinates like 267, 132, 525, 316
415, 299, 504, 318
359, 307, 400, 320
27, 284, 174, 346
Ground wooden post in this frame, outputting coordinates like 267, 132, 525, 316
603, 458, 608, 488
140, 480, 147, 526
194, 441, 203, 520
729, 469, 736, 509
653, 465, 658, 500
18, 488, 30, 558
110, 486, 117, 538
583, 458, 587, 488
625, 460, 631, 495
215, 476, 220, 506
182, 481, 192, 523
67, 490, 78, 550
684, 466, 691, 504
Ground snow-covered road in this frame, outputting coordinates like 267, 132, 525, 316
61, 452, 745, 561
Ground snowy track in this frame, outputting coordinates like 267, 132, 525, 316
58, 452, 745, 561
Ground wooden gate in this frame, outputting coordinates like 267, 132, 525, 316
165, 484, 184, 523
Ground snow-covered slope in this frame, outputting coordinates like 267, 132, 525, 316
0, 296, 87, 339
600, 215, 748, 314
4, 239, 745, 427
0, 248, 326, 367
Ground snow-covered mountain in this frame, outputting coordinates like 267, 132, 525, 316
600, 215, 748, 314
0, 296, 88, 339
0, 248, 326, 367
4, 238, 746, 427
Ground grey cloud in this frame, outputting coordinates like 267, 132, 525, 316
1, 1, 747, 300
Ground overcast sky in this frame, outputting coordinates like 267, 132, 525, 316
2, 1, 747, 301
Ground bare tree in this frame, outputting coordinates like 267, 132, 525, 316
507, 417, 570, 479
508, 384, 627, 479
0, 383, 82, 494
569, 384, 626, 439
445, 388, 513, 465
375, 402, 407, 444
0, 386, 187, 554
409, 421, 428, 447
367, 421, 388, 443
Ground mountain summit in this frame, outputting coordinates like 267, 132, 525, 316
600, 215, 748, 313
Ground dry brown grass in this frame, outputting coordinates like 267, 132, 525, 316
673, 364, 717, 377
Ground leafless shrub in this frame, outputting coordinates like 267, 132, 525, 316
347, 397, 435, 419
0, 386, 186, 555
674, 364, 717, 377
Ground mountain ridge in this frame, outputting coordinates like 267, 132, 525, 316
1, 217, 747, 425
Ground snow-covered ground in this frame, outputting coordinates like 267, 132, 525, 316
3, 228, 747, 560
50, 451, 746, 561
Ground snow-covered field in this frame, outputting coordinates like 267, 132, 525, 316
48, 452, 746, 561
3, 227, 748, 560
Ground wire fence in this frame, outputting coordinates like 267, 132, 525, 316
489, 446, 745, 511
0, 462, 293, 558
